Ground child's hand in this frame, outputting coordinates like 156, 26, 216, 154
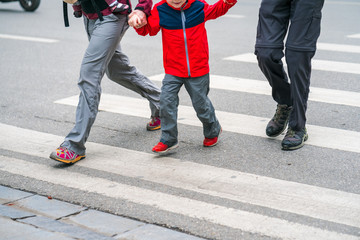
128, 10, 147, 28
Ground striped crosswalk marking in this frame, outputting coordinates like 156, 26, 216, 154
317, 42, 360, 53
327, 1, 360, 5
223, 14, 245, 19
55, 94, 360, 154
1, 123, 359, 239
149, 74, 360, 108
224, 53, 360, 75
0, 34, 58, 43
348, 33, 360, 39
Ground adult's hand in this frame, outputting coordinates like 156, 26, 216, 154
128, 10, 147, 28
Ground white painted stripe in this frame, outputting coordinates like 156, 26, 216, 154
55, 94, 360, 153
223, 14, 245, 19
317, 43, 360, 53
0, 34, 58, 43
224, 53, 360, 75
328, 1, 360, 6
348, 34, 360, 39
1, 157, 357, 240
149, 74, 360, 107
1, 123, 359, 229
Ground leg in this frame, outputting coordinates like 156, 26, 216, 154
255, 0, 294, 138
286, 0, 324, 130
281, 0, 324, 150
159, 74, 183, 147
62, 15, 124, 155
106, 15, 160, 118
183, 74, 221, 139
255, 0, 292, 105
285, 49, 314, 130
255, 48, 291, 105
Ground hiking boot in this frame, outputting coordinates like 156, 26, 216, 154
49, 147, 85, 164
152, 142, 178, 154
146, 116, 161, 131
266, 104, 292, 137
203, 128, 222, 147
281, 127, 308, 150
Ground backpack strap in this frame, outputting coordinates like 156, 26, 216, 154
63, 2, 70, 27
89, 0, 104, 21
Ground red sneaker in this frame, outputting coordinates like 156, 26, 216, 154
152, 142, 178, 153
49, 147, 85, 164
203, 129, 222, 147
146, 117, 161, 131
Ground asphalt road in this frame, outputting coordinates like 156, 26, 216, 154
0, 0, 360, 239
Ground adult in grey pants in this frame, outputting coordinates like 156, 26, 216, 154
50, 13, 160, 164
255, 0, 324, 150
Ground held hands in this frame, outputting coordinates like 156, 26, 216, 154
128, 10, 147, 29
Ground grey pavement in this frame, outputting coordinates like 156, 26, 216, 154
0, 185, 206, 240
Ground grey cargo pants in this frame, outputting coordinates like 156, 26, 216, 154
61, 14, 160, 155
159, 74, 221, 146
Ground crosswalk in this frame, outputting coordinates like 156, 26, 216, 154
224, 52, 360, 75
55, 94, 360, 154
1, 123, 360, 240
348, 33, 360, 39
1, 39, 360, 240
2, 41, 359, 239
50, 39, 360, 238
0, 33, 58, 43
1, 0, 360, 238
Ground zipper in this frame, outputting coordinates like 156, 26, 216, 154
180, 5, 191, 77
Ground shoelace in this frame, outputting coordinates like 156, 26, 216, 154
274, 106, 290, 122
285, 128, 296, 137
57, 147, 75, 156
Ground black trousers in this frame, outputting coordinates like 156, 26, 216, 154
255, 0, 324, 131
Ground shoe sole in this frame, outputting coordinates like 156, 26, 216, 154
282, 134, 308, 151
153, 143, 179, 154
203, 141, 218, 147
49, 154, 86, 164
203, 128, 222, 147
147, 125, 161, 131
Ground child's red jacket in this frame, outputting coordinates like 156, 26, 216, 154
136, 0, 237, 78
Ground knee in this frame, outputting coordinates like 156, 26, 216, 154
160, 93, 176, 108
105, 65, 120, 80
106, 59, 132, 80
255, 48, 284, 65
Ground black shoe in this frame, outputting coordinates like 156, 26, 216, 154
266, 104, 293, 137
281, 127, 308, 150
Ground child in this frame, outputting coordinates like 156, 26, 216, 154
132, 0, 237, 153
